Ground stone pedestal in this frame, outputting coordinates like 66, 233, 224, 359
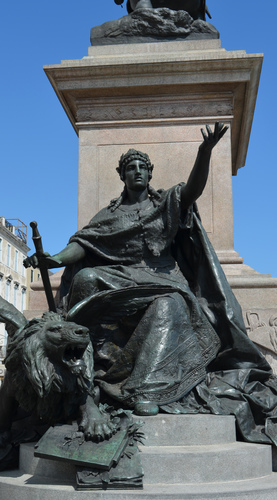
1, 414, 277, 499
41, 38, 277, 370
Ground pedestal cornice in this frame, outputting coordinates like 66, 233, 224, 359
44, 40, 263, 175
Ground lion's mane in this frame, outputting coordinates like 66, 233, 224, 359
5, 312, 94, 424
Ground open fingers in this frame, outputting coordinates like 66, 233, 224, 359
206, 124, 213, 138
213, 121, 219, 140
201, 128, 208, 141
218, 124, 229, 140
201, 122, 228, 146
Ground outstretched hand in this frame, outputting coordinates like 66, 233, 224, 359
200, 122, 228, 151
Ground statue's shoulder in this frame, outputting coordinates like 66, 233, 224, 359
158, 183, 185, 198
87, 205, 117, 226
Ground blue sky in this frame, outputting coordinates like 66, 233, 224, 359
1, 1, 276, 278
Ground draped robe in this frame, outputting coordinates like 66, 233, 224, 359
61, 184, 277, 445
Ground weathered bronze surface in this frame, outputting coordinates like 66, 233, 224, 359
124, 0, 210, 21
76, 446, 143, 490
2, 124, 277, 476
92, 0, 218, 45
34, 423, 129, 470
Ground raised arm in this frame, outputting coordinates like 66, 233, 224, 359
180, 122, 228, 212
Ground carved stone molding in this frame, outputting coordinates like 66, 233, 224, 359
76, 94, 233, 123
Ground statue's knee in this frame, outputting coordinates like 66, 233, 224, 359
69, 269, 100, 307
155, 295, 177, 312
155, 293, 188, 315
73, 268, 98, 287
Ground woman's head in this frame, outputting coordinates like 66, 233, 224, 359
117, 149, 154, 182
109, 149, 160, 212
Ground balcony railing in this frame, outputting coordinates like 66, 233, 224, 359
0, 218, 27, 244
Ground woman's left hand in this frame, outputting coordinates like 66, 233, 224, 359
200, 122, 228, 151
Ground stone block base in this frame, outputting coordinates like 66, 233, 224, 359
1, 414, 277, 499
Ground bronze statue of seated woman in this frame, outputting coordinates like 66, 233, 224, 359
7, 123, 277, 451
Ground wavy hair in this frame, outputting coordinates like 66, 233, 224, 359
109, 149, 162, 211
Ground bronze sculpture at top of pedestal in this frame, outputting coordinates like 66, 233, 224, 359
91, 0, 218, 45
120, 0, 211, 21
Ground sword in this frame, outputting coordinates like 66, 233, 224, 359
30, 221, 57, 313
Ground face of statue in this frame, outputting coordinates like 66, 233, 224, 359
124, 159, 149, 191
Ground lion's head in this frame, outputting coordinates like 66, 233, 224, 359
5, 312, 94, 423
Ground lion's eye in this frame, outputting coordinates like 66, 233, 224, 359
48, 325, 63, 332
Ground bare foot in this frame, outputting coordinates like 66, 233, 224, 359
79, 395, 117, 442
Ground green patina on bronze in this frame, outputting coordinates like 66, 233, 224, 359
35, 424, 129, 470
2, 124, 277, 482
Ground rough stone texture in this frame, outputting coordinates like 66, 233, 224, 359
140, 413, 236, 446
2, 476, 277, 499
1, 414, 277, 499
141, 443, 272, 483
19, 441, 273, 485
90, 8, 219, 45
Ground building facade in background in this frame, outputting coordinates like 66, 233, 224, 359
0, 217, 32, 382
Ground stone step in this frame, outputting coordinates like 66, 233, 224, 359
2, 471, 277, 500
141, 414, 236, 446
19, 414, 237, 481
19, 439, 273, 485
140, 442, 272, 483
1, 414, 276, 500
20, 443, 76, 481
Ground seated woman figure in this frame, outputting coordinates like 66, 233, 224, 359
26, 123, 277, 443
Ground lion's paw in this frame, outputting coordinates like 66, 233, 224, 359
79, 417, 117, 442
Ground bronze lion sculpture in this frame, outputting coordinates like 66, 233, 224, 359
0, 298, 116, 461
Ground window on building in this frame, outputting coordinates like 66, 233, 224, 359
13, 283, 19, 308
5, 279, 11, 301
21, 287, 26, 312
22, 261, 25, 277
15, 250, 18, 272
31, 269, 34, 282
7, 244, 11, 267
0, 239, 2, 263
